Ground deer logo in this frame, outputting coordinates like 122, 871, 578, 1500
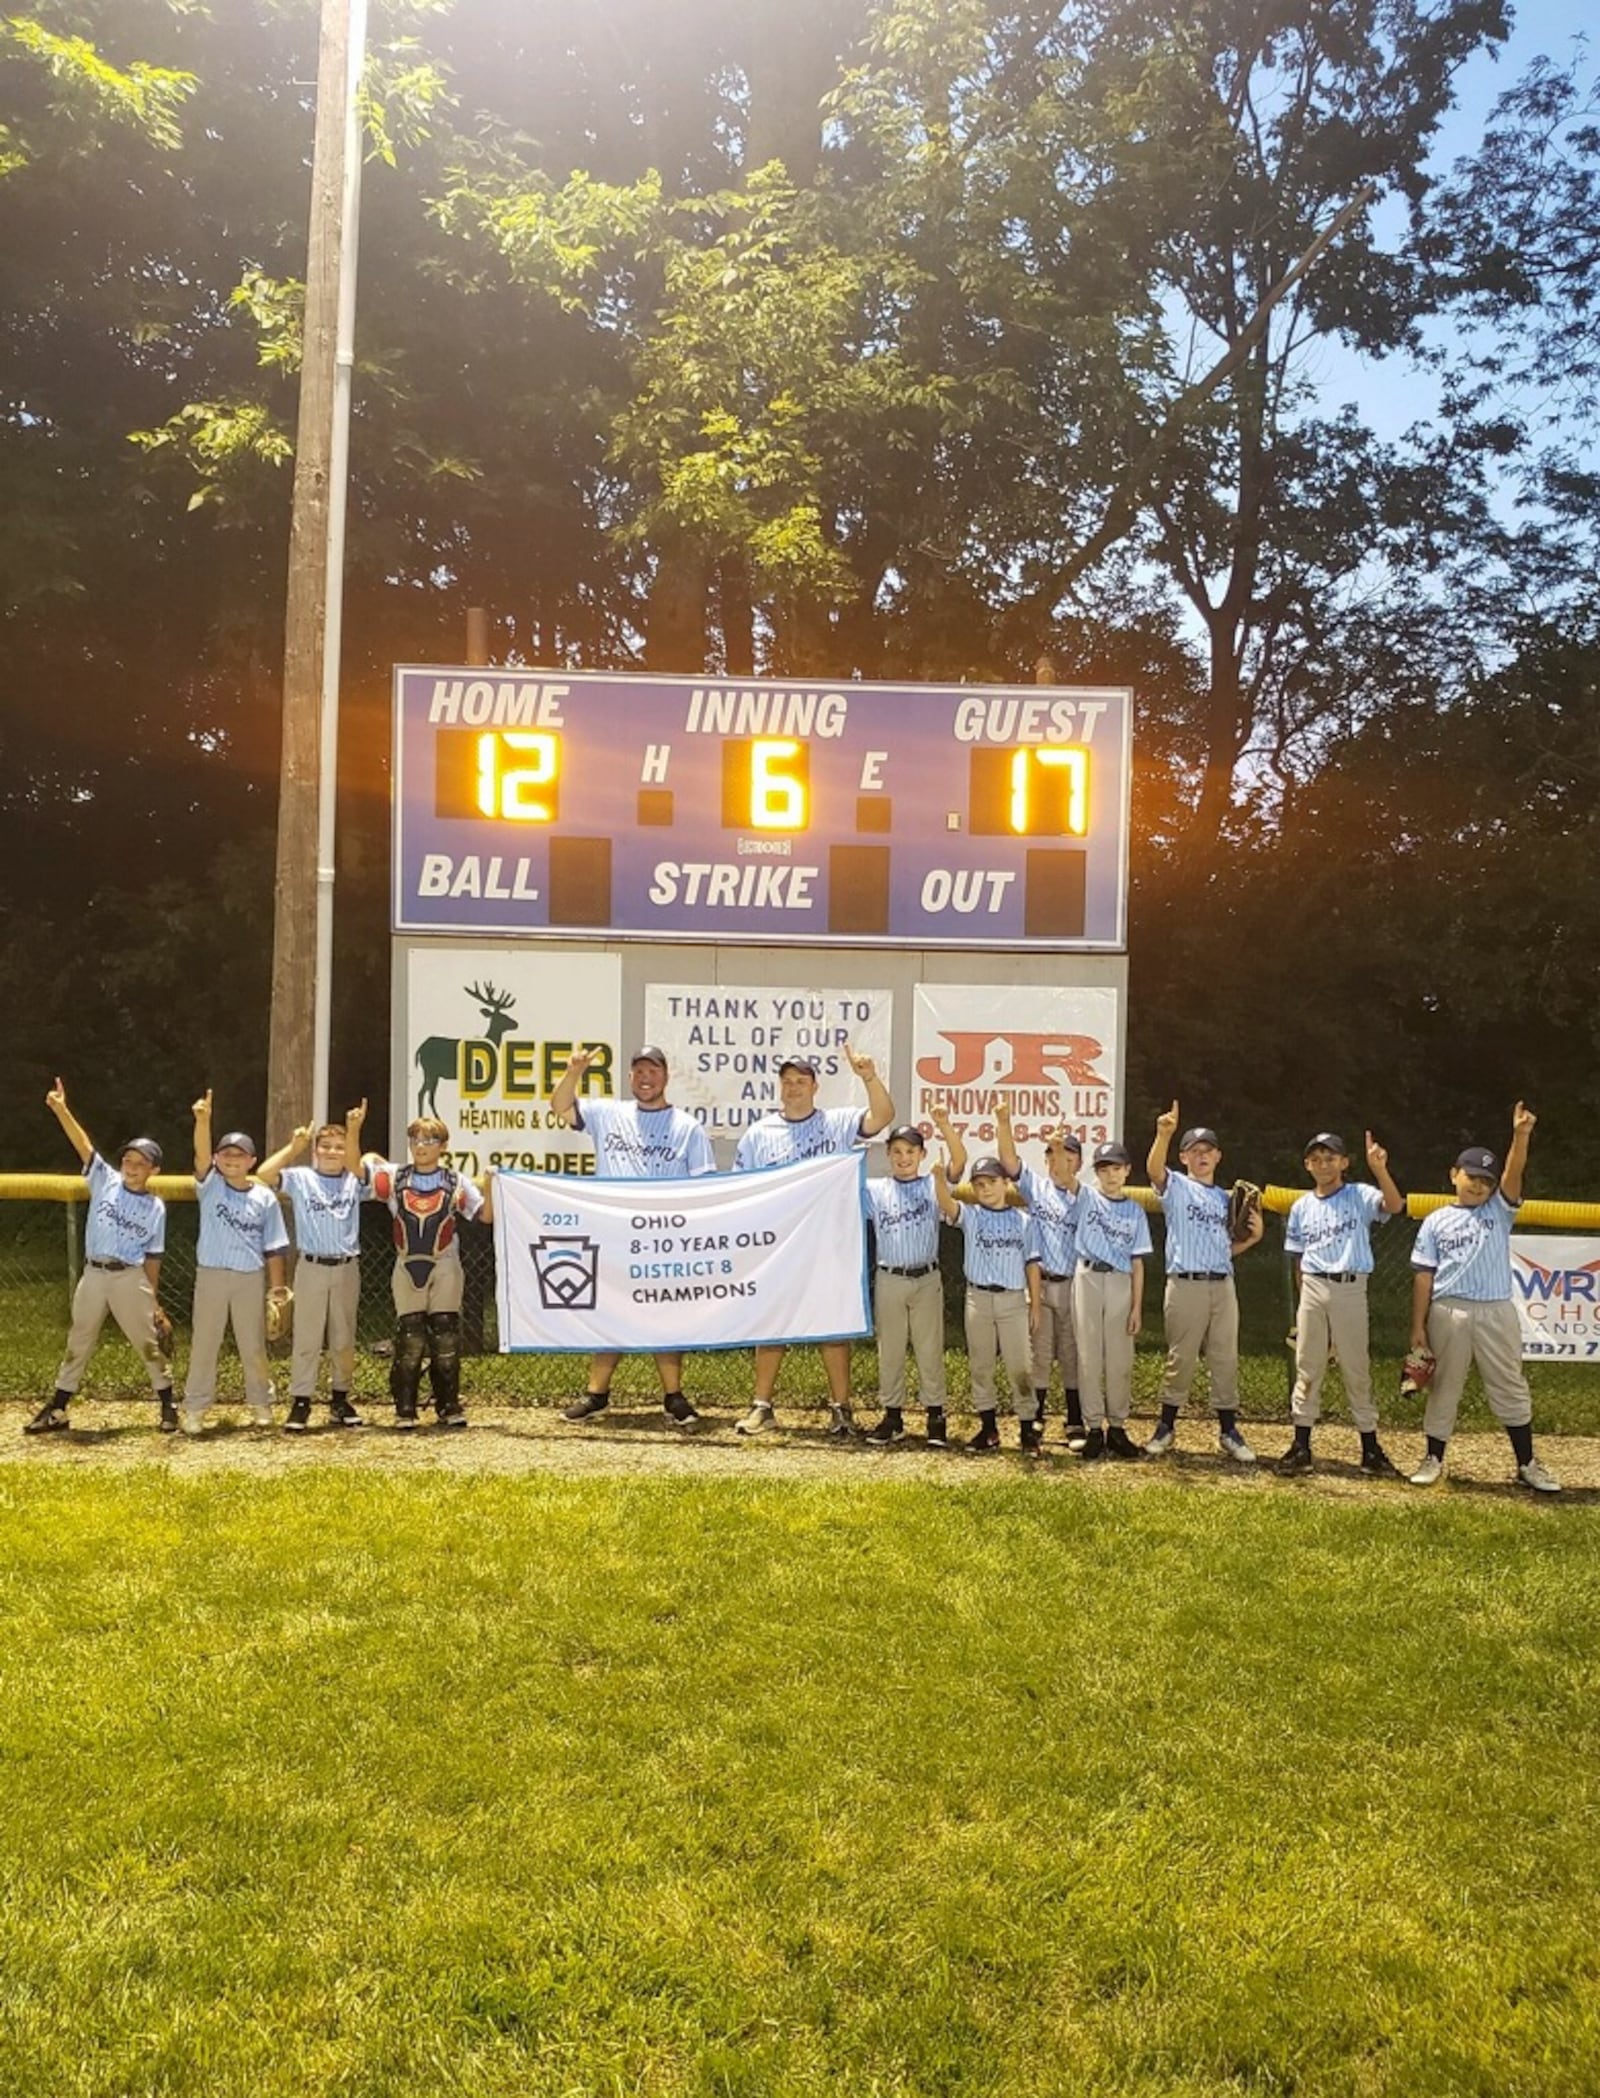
414, 981, 518, 1117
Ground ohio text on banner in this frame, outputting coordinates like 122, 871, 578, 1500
912, 984, 1120, 1176
493, 1152, 870, 1353
1511, 1235, 1600, 1360
642, 984, 892, 1145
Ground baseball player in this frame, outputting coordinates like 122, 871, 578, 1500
256, 1099, 371, 1433
182, 1091, 290, 1434
548, 1042, 716, 1427
1280, 1131, 1404, 1477
931, 1149, 1039, 1453
731, 1043, 895, 1437
1407, 1103, 1559, 1493
363, 1116, 487, 1430
26, 1078, 177, 1434
1071, 1140, 1152, 1461
1144, 1103, 1264, 1464
861, 1109, 966, 1449
995, 1104, 1086, 1449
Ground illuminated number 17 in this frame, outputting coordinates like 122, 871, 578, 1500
475, 731, 559, 822
1009, 746, 1088, 835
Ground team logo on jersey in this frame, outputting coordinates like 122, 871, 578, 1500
532, 1233, 601, 1312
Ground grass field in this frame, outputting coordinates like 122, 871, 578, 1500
2, 1465, 1597, 2096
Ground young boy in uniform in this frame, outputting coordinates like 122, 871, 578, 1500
363, 1116, 487, 1430
1407, 1102, 1559, 1493
1071, 1140, 1152, 1461
257, 1099, 371, 1433
1280, 1130, 1404, 1477
1144, 1102, 1264, 1464
995, 1103, 1086, 1448
26, 1077, 177, 1434
183, 1091, 290, 1433
861, 1109, 966, 1450
931, 1150, 1039, 1454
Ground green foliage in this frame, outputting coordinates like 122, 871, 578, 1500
0, 11, 196, 165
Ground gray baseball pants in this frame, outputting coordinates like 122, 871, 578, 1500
1291, 1274, 1378, 1431
390, 1248, 464, 1315
965, 1287, 1034, 1417
1423, 1296, 1533, 1440
1072, 1266, 1135, 1426
1160, 1277, 1240, 1410
55, 1265, 170, 1394
290, 1257, 361, 1397
874, 1268, 947, 1409
186, 1266, 273, 1416
1030, 1275, 1078, 1390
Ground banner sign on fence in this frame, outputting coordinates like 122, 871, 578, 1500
402, 948, 622, 1176
911, 984, 1120, 1175
1511, 1236, 1600, 1359
493, 1152, 870, 1353
641, 984, 893, 1144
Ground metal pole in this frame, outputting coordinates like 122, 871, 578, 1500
311, 0, 368, 1126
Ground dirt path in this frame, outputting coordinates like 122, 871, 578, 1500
4, 1401, 1596, 1505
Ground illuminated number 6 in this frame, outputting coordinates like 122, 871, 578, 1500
750, 739, 806, 830
475, 731, 559, 822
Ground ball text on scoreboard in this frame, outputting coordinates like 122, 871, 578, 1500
392, 669, 1132, 949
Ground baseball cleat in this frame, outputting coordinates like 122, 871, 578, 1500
1359, 1443, 1402, 1478
1517, 1458, 1561, 1494
157, 1393, 180, 1435
735, 1401, 777, 1437
1408, 1453, 1444, 1487
925, 1411, 950, 1450
284, 1397, 314, 1434
23, 1401, 70, 1435
179, 1409, 206, 1437
1277, 1443, 1314, 1476
1078, 1426, 1106, 1462
328, 1394, 367, 1429
1018, 1419, 1045, 1457
1064, 1419, 1089, 1453
1105, 1425, 1141, 1462
436, 1408, 468, 1430
562, 1391, 611, 1422
863, 1412, 906, 1445
392, 1406, 419, 1432
662, 1392, 701, 1428
1143, 1423, 1177, 1458
1219, 1428, 1257, 1465
248, 1404, 275, 1428
961, 1414, 1001, 1454
823, 1407, 857, 1441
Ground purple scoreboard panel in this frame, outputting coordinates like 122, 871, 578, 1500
392, 669, 1132, 950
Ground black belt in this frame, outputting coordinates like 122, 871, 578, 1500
1040, 1270, 1070, 1283
879, 1263, 935, 1278
88, 1258, 133, 1271
303, 1254, 358, 1267
968, 1281, 1019, 1293
1309, 1271, 1364, 1284
1079, 1259, 1117, 1274
1171, 1270, 1229, 1282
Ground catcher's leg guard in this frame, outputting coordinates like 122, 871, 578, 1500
426, 1312, 462, 1417
391, 1314, 427, 1415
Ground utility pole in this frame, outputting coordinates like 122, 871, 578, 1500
267, 0, 366, 1145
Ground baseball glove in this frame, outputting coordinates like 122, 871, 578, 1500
1399, 1345, 1437, 1398
151, 1305, 174, 1355
265, 1287, 293, 1344
1227, 1179, 1263, 1242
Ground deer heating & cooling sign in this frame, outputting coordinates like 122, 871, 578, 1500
392, 668, 1132, 949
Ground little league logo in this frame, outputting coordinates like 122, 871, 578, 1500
532, 1234, 601, 1312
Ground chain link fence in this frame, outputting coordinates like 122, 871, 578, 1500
3, 1186, 1598, 1435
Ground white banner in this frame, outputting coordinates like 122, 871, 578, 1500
643, 984, 893, 1144
912, 984, 1120, 1176
493, 1152, 871, 1352
403, 949, 622, 1177
1511, 1236, 1600, 1360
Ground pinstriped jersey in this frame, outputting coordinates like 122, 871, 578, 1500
1283, 1183, 1387, 1273
83, 1153, 166, 1263
575, 1098, 715, 1179
1018, 1166, 1078, 1276
1158, 1173, 1234, 1276
866, 1173, 940, 1269
733, 1107, 865, 1171
196, 1169, 290, 1271
1074, 1186, 1153, 1272
1411, 1191, 1518, 1300
279, 1167, 365, 1259
957, 1200, 1030, 1290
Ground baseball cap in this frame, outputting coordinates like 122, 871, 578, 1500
1304, 1132, 1348, 1158
1179, 1126, 1221, 1151
120, 1138, 163, 1168
1093, 1141, 1132, 1167
778, 1054, 821, 1079
630, 1045, 668, 1068
969, 1155, 1006, 1179
1046, 1132, 1083, 1155
215, 1131, 258, 1156
884, 1124, 925, 1149
1455, 1146, 1500, 1179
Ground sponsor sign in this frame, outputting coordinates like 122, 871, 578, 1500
1511, 1236, 1600, 1359
642, 984, 893, 1144
402, 949, 622, 1176
911, 985, 1119, 1174
493, 1152, 871, 1352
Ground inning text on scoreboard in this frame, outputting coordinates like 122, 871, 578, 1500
392, 669, 1132, 949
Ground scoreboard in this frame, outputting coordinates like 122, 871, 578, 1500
392, 668, 1132, 949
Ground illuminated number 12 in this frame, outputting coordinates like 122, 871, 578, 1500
475, 731, 559, 822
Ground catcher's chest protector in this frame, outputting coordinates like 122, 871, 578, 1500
388, 1165, 463, 1290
